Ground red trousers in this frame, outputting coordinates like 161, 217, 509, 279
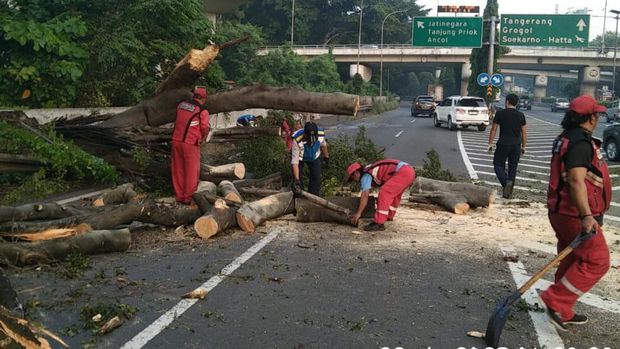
171, 141, 201, 204
375, 165, 416, 224
540, 213, 610, 321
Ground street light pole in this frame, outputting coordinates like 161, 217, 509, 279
380, 9, 410, 97
356, 0, 364, 75
290, 0, 295, 46
612, 9, 620, 98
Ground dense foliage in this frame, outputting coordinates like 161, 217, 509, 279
0, 121, 118, 204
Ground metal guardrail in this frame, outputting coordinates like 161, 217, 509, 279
261, 44, 619, 52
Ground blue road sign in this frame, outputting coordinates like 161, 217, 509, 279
491, 73, 504, 87
477, 73, 490, 86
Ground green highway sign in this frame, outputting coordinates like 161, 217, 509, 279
412, 17, 482, 48
499, 14, 590, 47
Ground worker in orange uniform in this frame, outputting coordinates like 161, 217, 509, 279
170, 86, 210, 204
346, 159, 415, 231
542, 95, 611, 331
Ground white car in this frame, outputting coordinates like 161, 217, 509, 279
433, 96, 490, 131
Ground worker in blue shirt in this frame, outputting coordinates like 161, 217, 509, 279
236, 114, 262, 127
291, 122, 330, 195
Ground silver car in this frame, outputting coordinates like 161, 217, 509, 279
551, 98, 569, 112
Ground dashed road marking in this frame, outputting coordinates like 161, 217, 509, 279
395, 130, 404, 138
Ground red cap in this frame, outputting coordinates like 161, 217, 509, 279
194, 86, 207, 99
569, 95, 606, 115
346, 162, 363, 181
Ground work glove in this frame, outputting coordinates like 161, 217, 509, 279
292, 180, 303, 195
322, 157, 330, 169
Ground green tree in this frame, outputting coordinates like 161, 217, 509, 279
0, 2, 88, 107
239, 47, 308, 87
590, 31, 620, 51
418, 71, 437, 94
467, 0, 508, 100
407, 72, 421, 96
439, 67, 457, 96
213, 21, 265, 82
306, 53, 344, 92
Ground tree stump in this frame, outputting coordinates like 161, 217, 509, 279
193, 199, 238, 240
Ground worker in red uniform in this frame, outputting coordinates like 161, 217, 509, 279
541, 95, 611, 331
171, 86, 210, 204
346, 159, 415, 231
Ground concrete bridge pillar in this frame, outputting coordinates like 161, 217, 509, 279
533, 75, 548, 102
579, 66, 600, 98
503, 76, 514, 94
460, 63, 471, 96
349, 64, 372, 83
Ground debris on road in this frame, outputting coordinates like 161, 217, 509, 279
96, 316, 123, 336
466, 330, 485, 339
182, 288, 208, 300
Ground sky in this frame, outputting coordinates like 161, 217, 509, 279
416, 0, 618, 40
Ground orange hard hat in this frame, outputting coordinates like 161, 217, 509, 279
346, 162, 363, 181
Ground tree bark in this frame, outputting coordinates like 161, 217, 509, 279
137, 201, 201, 227
193, 199, 238, 240
211, 126, 281, 138
298, 191, 351, 215
2, 224, 92, 242
193, 182, 217, 214
321, 196, 376, 218
217, 180, 243, 203
233, 173, 282, 190
409, 192, 470, 214
0, 229, 131, 266
238, 188, 286, 197
92, 183, 138, 207
200, 163, 245, 182
1, 305, 69, 349
0, 203, 79, 224
294, 198, 356, 226
236, 192, 295, 233
410, 177, 495, 208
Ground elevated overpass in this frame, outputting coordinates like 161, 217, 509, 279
265, 45, 617, 99
204, 0, 250, 22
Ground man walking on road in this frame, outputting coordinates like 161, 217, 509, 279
487, 93, 527, 199
346, 159, 415, 231
542, 95, 611, 331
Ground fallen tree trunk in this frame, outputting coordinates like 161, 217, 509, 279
193, 199, 238, 240
0, 305, 68, 348
409, 192, 470, 215
92, 183, 138, 207
294, 198, 354, 226
410, 177, 495, 208
236, 192, 295, 233
238, 188, 286, 197
299, 191, 351, 215
217, 180, 243, 203
3, 224, 92, 242
200, 163, 245, 182
233, 173, 282, 190
137, 201, 201, 227
0, 229, 131, 266
211, 126, 281, 138
0, 203, 80, 224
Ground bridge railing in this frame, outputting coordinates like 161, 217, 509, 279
261, 44, 617, 53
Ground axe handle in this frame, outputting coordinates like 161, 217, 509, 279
299, 191, 351, 216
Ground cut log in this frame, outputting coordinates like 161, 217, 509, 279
211, 126, 281, 138
0, 203, 80, 224
92, 183, 138, 207
0, 229, 131, 266
294, 198, 356, 226
299, 191, 351, 215
3, 224, 92, 242
192, 191, 241, 208
200, 163, 245, 182
323, 196, 376, 218
193, 199, 238, 240
236, 192, 295, 233
409, 192, 470, 215
137, 201, 202, 227
233, 173, 282, 190
410, 177, 495, 208
217, 180, 243, 203
196, 181, 217, 194
238, 188, 286, 197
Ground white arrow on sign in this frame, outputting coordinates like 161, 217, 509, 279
417, 21, 425, 29
576, 19, 587, 31
575, 35, 585, 43
480, 76, 489, 83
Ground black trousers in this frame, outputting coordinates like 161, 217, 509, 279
299, 158, 322, 195
493, 143, 521, 187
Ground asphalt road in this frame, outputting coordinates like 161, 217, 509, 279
5, 104, 620, 349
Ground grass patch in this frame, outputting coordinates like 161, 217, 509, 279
57, 251, 91, 279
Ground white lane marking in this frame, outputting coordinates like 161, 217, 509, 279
499, 246, 564, 349
511, 240, 620, 270
411, 119, 416, 123
611, 202, 620, 207
471, 163, 549, 177
480, 180, 545, 193
476, 171, 548, 184
468, 153, 551, 166
120, 228, 282, 349
469, 158, 550, 170
612, 186, 620, 191
395, 130, 404, 138
608, 164, 620, 169
534, 278, 620, 314
457, 131, 478, 179
462, 142, 550, 151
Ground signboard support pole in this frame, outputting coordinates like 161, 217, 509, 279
487, 16, 497, 104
